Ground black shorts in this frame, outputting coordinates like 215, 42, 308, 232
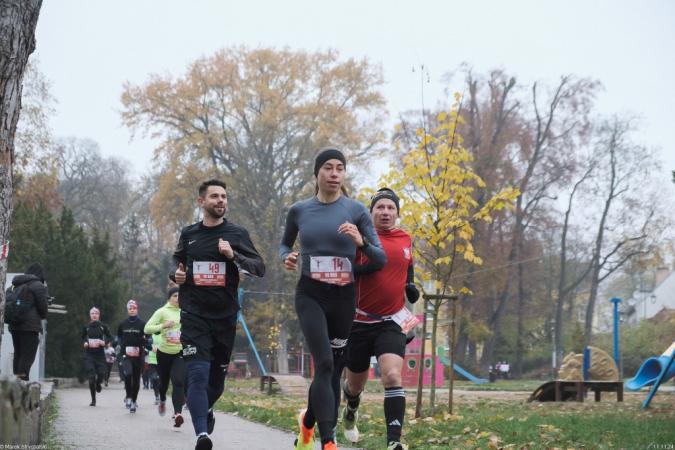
84, 353, 107, 376
346, 320, 406, 373
180, 310, 237, 368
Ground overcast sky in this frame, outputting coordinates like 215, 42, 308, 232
32, 0, 675, 183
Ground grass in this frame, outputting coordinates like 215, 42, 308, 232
43, 393, 67, 450
216, 378, 675, 450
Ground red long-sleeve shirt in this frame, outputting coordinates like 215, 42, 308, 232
354, 227, 413, 323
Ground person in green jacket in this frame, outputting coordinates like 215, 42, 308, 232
145, 286, 187, 428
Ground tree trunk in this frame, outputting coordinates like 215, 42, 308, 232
276, 321, 289, 374
0, 0, 43, 353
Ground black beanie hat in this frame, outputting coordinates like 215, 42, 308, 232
369, 188, 400, 213
314, 147, 346, 177
167, 286, 179, 299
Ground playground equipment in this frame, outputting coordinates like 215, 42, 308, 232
625, 340, 675, 408
401, 338, 444, 387
528, 347, 623, 403
558, 346, 619, 381
436, 347, 487, 383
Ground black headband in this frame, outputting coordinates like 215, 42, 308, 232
314, 148, 346, 177
369, 188, 400, 213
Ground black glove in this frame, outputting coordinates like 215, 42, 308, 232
405, 283, 420, 304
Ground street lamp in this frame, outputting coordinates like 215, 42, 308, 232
610, 297, 621, 366
550, 318, 556, 379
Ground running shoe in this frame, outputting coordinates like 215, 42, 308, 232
125, 397, 132, 409
206, 408, 215, 434
154, 396, 160, 405
195, 433, 212, 450
293, 408, 315, 450
323, 443, 338, 450
104, 380, 108, 387
130, 402, 137, 413
95, 381, 102, 393
387, 442, 408, 450
158, 401, 166, 416
173, 413, 184, 428
89, 399, 96, 407
341, 403, 360, 443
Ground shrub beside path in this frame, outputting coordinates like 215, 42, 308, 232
49, 380, 355, 449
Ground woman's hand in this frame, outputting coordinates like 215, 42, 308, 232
338, 221, 364, 247
285, 252, 299, 270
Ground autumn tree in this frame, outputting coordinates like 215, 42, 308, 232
374, 95, 518, 416
13, 57, 62, 210
0, 0, 43, 349
577, 115, 670, 345
447, 69, 599, 372
121, 46, 387, 371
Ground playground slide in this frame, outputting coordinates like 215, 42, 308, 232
625, 341, 675, 391
437, 347, 488, 383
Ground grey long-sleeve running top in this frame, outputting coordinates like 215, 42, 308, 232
279, 196, 387, 282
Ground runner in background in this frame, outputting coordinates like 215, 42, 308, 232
81, 307, 113, 406
280, 148, 386, 450
145, 286, 187, 428
148, 332, 161, 403
116, 300, 151, 413
341, 188, 419, 450
104, 343, 116, 387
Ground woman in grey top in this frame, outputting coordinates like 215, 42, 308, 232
280, 147, 387, 450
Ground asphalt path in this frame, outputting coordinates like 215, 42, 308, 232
49, 380, 355, 450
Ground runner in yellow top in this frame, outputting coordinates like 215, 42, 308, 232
145, 287, 187, 427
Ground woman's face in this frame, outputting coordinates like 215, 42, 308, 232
317, 159, 345, 194
169, 292, 179, 307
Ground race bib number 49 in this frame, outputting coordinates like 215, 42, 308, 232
310, 256, 352, 286
193, 261, 226, 286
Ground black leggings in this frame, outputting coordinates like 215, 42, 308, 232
123, 356, 143, 402
157, 350, 187, 414
295, 276, 355, 443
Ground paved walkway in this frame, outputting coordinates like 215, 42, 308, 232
49, 380, 355, 450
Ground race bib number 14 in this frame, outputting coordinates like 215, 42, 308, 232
310, 256, 352, 286
193, 261, 226, 286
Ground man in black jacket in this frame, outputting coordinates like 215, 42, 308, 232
82, 307, 113, 406
170, 179, 265, 450
7, 262, 49, 381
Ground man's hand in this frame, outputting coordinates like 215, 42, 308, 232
219, 238, 234, 259
84, 342, 89, 348
285, 252, 299, 271
175, 263, 186, 284
405, 283, 420, 304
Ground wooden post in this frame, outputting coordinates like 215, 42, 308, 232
424, 294, 459, 414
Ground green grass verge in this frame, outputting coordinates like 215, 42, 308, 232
215, 378, 675, 450
43, 393, 67, 450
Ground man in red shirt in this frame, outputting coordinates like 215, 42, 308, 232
341, 188, 420, 450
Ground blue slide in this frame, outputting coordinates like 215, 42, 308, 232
437, 347, 488, 383
625, 341, 675, 391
